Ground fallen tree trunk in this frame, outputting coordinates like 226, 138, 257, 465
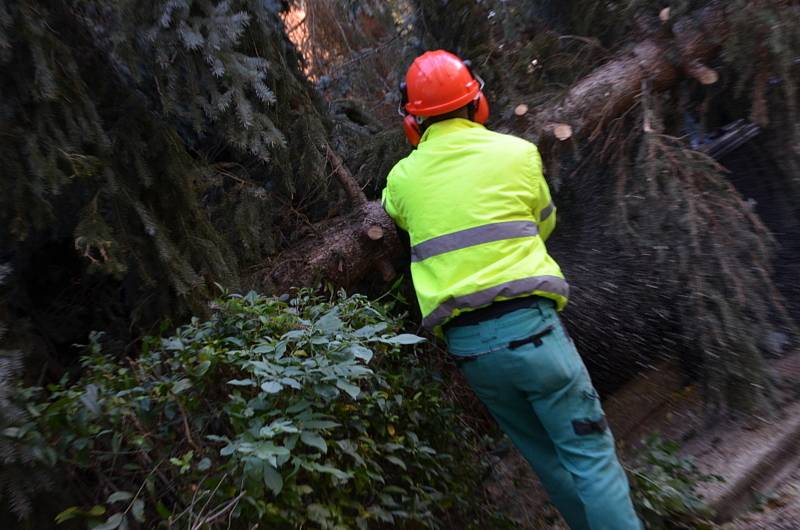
264, 200, 404, 293
261, 2, 728, 292
533, 1, 726, 143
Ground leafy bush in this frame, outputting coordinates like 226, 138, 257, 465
628, 434, 720, 529
3, 290, 499, 529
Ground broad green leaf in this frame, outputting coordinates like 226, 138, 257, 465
300, 431, 327, 453
195, 360, 211, 375
196, 457, 212, 471
353, 322, 388, 337
227, 378, 255, 386
107, 491, 133, 503
260, 420, 299, 438
255, 442, 291, 462
314, 384, 339, 400
297, 484, 314, 495
171, 378, 192, 394
162, 338, 184, 351
280, 377, 302, 389
1, 427, 20, 438
263, 464, 284, 495
55, 506, 81, 524
302, 420, 340, 430
306, 462, 352, 480
386, 333, 426, 345
244, 291, 259, 304
94, 513, 124, 530
131, 499, 145, 523
155, 501, 171, 519
225, 336, 244, 347
283, 329, 306, 340
286, 400, 312, 414
253, 343, 275, 354
261, 381, 283, 394
385, 456, 407, 470
80, 384, 101, 415
87, 505, 107, 517
317, 310, 343, 332
307, 503, 331, 525
349, 344, 373, 363
336, 380, 361, 399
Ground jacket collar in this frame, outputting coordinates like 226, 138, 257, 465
418, 118, 485, 145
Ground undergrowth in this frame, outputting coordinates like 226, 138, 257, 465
629, 434, 721, 529
2, 290, 507, 529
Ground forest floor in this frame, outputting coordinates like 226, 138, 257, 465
482, 352, 800, 529
722, 461, 800, 530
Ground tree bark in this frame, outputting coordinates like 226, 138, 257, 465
260, 2, 728, 292
264, 201, 403, 292
533, 1, 726, 144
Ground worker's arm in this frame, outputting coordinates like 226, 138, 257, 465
530, 146, 556, 241
381, 179, 408, 232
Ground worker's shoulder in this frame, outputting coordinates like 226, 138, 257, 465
385, 152, 416, 186
477, 127, 539, 153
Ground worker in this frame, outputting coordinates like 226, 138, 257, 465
381, 50, 642, 530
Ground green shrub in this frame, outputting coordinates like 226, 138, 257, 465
628, 434, 720, 529
4, 290, 500, 529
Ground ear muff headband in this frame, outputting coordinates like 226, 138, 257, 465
463, 60, 490, 123
473, 92, 489, 124
398, 82, 423, 146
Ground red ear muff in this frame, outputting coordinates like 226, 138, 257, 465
473, 92, 490, 124
403, 114, 422, 146
463, 60, 489, 124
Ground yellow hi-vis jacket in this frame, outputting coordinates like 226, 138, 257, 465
381, 118, 568, 333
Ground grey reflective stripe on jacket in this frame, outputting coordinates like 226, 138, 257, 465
421, 275, 570, 329
540, 201, 555, 221
410, 220, 539, 262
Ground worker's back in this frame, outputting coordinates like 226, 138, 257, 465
384, 51, 643, 530
382, 117, 567, 332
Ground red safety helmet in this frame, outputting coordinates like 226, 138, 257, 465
399, 50, 490, 146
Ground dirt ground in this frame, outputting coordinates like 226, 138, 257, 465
483, 447, 800, 530
722, 461, 800, 530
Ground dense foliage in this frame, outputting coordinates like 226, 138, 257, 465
0, 0, 332, 364
628, 435, 719, 530
0, 265, 54, 520
2, 291, 502, 529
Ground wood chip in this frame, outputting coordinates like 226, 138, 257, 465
697, 68, 719, 85
659, 7, 671, 22
554, 123, 573, 141
366, 225, 383, 240
514, 104, 529, 116
686, 60, 719, 85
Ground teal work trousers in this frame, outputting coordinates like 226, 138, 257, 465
445, 299, 642, 530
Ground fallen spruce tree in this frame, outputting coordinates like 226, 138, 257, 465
264, 0, 798, 411
265, 0, 733, 290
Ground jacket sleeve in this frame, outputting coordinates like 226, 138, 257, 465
530, 146, 556, 241
381, 177, 408, 232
